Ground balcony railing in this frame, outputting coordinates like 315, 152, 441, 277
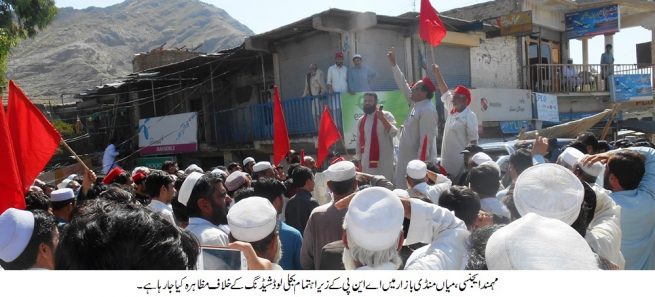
213, 93, 343, 146
521, 64, 653, 93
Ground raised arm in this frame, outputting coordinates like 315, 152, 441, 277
387, 48, 412, 104
432, 64, 449, 95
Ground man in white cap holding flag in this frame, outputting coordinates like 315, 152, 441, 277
179, 172, 232, 246
227, 196, 283, 269
387, 49, 439, 189
405, 160, 451, 204
558, 147, 624, 268
0, 209, 59, 270
300, 161, 358, 269
341, 187, 404, 270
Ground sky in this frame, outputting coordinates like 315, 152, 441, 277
54, 0, 652, 64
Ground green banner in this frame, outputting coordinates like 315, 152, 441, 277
340, 90, 434, 149
136, 156, 177, 170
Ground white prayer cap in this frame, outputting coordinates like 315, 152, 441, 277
406, 160, 427, 180
514, 164, 584, 225
344, 187, 404, 251
211, 168, 227, 178
57, 179, 72, 190
253, 161, 273, 173
352, 54, 363, 60
227, 196, 277, 242
559, 147, 603, 177
50, 188, 76, 202
303, 156, 315, 162
225, 171, 248, 192
496, 155, 510, 173
184, 164, 204, 175
486, 213, 598, 270
178, 172, 204, 207
392, 189, 409, 198
325, 161, 356, 182
471, 152, 493, 166
242, 157, 255, 166
131, 166, 151, 176
0, 208, 35, 262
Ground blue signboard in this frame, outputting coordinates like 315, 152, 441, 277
565, 5, 619, 39
500, 121, 533, 134
613, 74, 653, 102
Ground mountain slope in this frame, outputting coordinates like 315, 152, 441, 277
7, 0, 253, 101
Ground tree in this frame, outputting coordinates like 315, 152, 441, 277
0, 0, 57, 86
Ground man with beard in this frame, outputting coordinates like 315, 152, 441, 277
341, 187, 405, 270
583, 146, 655, 270
387, 49, 439, 189
227, 197, 283, 269
355, 93, 398, 181
179, 172, 232, 246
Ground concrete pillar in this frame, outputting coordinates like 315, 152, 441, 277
582, 38, 589, 72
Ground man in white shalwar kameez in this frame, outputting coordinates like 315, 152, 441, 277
387, 49, 439, 189
432, 64, 478, 180
355, 93, 398, 181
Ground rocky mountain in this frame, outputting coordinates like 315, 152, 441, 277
7, 0, 253, 102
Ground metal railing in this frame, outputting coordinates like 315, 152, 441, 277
213, 93, 343, 146
521, 64, 653, 93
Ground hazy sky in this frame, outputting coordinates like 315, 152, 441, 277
55, 0, 652, 64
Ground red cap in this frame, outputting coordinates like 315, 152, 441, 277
330, 156, 346, 165
421, 76, 436, 93
132, 172, 146, 184
103, 167, 125, 185
453, 85, 472, 106
335, 52, 344, 58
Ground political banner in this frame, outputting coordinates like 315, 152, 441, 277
565, 5, 620, 39
138, 112, 198, 155
534, 93, 560, 123
613, 74, 653, 102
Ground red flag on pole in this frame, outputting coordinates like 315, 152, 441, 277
316, 105, 341, 167
7, 81, 62, 193
0, 101, 24, 214
419, 0, 447, 47
272, 86, 290, 166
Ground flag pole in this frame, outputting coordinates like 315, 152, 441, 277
60, 140, 91, 172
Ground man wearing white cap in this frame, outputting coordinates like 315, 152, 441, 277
252, 161, 274, 180
227, 197, 283, 269
387, 49, 439, 189
348, 54, 375, 93
558, 147, 624, 268
225, 171, 251, 196
0, 209, 58, 270
486, 213, 599, 270
583, 146, 655, 270
300, 161, 358, 269
355, 92, 398, 181
184, 164, 204, 175
243, 157, 256, 175
50, 188, 77, 231
145, 170, 177, 225
179, 173, 232, 246
341, 187, 404, 270
335, 185, 469, 270
405, 160, 451, 204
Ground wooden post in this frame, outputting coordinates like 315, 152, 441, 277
601, 104, 619, 140
60, 140, 91, 172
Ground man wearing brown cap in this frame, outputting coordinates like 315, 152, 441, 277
387, 48, 439, 189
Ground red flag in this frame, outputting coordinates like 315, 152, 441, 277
419, 0, 447, 47
272, 86, 290, 166
7, 81, 62, 193
300, 149, 305, 165
419, 135, 429, 161
0, 102, 24, 214
317, 105, 341, 167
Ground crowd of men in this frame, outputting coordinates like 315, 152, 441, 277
1, 50, 654, 271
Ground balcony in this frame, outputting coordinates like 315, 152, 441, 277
521, 64, 653, 94
213, 93, 343, 147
